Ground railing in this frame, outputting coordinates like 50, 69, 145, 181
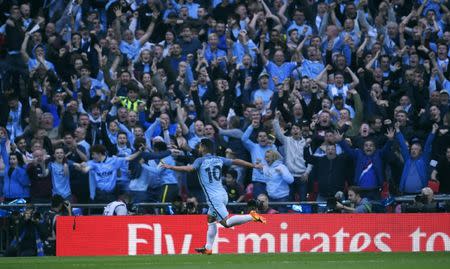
0, 201, 321, 215
0, 194, 449, 215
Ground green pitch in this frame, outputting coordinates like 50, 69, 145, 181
0, 252, 448, 269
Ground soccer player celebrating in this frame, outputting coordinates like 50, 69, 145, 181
162, 139, 266, 255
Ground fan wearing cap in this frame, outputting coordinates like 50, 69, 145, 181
396, 123, 439, 194
251, 71, 273, 110
232, 28, 258, 66
438, 90, 449, 113
273, 111, 311, 201
40, 82, 66, 129
331, 94, 354, 121
21, 31, 55, 73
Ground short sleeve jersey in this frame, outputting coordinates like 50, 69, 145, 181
87, 156, 128, 191
192, 154, 232, 198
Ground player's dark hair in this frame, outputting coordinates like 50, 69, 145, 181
153, 141, 167, 152
200, 138, 215, 154
133, 137, 146, 150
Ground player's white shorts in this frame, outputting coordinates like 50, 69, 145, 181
206, 192, 229, 221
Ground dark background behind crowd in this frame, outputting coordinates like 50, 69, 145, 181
2, 0, 450, 257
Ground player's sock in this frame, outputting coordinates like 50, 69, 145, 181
205, 222, 217, 250
225, 215, 253, 227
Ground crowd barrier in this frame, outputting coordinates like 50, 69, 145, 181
56, 213, 450, 256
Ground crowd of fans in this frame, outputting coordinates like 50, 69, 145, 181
2, 0, 450, 257
0, 0, 450, 219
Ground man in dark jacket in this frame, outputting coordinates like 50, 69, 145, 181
27, 149, 52, 203
304, 142, 351, 203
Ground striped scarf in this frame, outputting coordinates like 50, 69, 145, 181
360, 160, 373, 180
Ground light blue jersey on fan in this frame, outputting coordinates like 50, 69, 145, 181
87, 156, 128, 199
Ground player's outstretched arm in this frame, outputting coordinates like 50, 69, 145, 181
161, 163, 195, 172
125, 146, 145, 161
232, 159, 261, 169
73, 162, 90, 173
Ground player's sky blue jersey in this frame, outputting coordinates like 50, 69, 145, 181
192, 154, 232, 200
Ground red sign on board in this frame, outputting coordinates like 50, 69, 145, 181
56, 214, 450, 256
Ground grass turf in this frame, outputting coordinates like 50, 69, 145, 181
0, 252, 448, 269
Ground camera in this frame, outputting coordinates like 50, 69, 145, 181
327, 197, 337, 209
326, 197, 340, 213
186, 201, 195, 210
402, 193, 436, 213
415, 194, 428, 204
247, 199, 264, 211
32, 211, 41, 222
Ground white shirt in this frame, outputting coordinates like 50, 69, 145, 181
103, 201, 128, 216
